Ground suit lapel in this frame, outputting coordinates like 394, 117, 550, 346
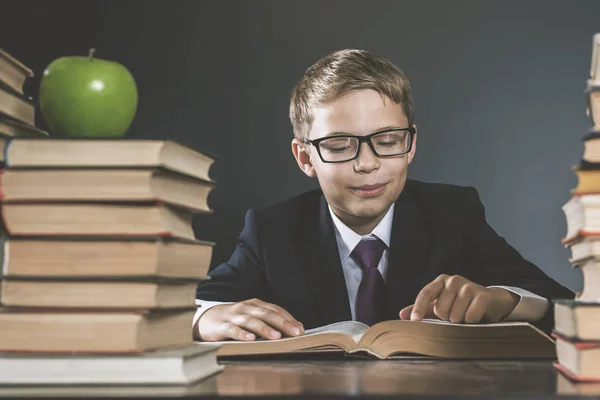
384, 185, 430, 320
296, 195, 352, 325
294, 185, 430, 324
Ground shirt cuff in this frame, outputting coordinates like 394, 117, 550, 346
487, 286, 548, 322
192, 299, 234, 329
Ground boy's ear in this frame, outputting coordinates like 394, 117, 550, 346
407, 124, 418, 165
291, 138, 317, 177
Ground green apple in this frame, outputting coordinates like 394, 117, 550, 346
39, 49, 138, 137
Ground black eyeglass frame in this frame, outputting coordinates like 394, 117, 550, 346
302, 127, 416, 164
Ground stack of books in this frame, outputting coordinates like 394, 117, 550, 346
555, 33, 600, 384
0, 50, 222, 386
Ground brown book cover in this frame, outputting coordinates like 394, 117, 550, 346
0, 308, 196, 353
1, 236, 213, 279
0, 168, 214, 212
571, 166, 600, 194
0, 279, 200, 309
2, 138, 216, 183
0, 202, 196, 239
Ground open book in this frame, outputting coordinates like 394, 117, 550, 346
216, 319, 556, 359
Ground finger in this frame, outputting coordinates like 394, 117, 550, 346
411, 275, 447, 320
402, 302, 437, 320
464, 294, 488, 324
399, 305, 413, 320
246, 299, 303, 328
423, 301, 436, 319
247, 306, 303, 337
258, 302, 304, 330
230, 313, 282, 340
221, 322, 256, 341
448, 286, 476, 323
433, 288, 457, 321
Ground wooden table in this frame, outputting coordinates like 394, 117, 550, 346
0, 358, 596, 398
213, 359, 592, 397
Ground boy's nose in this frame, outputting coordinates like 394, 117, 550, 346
354, 142, 380, 172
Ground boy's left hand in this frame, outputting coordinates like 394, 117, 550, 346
399, 274, 519, 324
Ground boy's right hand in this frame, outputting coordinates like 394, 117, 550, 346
195, 298, 304, 342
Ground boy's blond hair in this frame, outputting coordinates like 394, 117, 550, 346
289, 49, 414, 139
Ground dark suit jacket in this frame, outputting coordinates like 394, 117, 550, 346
196, 179, 574, 334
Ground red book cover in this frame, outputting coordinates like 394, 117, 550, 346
552, 332, 600, 349
563, 230, 600, 245
554, 361, 600, 383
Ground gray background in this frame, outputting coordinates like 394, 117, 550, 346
4, 0, 598, 292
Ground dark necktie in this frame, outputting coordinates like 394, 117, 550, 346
351, 237, 387, 326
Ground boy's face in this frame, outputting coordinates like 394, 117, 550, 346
292, 89, 417, 232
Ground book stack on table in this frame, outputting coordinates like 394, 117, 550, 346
0, 48, 222, 387
555, 33, 600, 384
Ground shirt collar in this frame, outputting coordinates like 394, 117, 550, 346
328, 203, 394, 262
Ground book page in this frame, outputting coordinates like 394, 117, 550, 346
209, 320, 369, 345
421, 319, 552, 341
420, 318, 529, 327
303, 321, 369, 343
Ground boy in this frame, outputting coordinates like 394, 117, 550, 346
194, 49, 573, 341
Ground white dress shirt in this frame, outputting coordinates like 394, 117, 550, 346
193, 204, 549, 327
328, 204, 548, 321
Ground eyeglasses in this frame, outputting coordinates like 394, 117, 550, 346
302, 127, 416, 163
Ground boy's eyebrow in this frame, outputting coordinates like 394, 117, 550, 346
323, 125, 406, 137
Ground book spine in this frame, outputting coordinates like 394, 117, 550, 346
583, 130, 600, 141
3, 138, 11, 167
562, 230, 600, 245
578, 160, 600, 170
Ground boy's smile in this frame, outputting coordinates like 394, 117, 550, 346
292, 89, 417, 234
350, 182, 389, 198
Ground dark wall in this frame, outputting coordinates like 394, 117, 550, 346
3, 0, 598, 292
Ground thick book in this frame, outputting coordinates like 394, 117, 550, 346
0, 343, 222, 385
0, 116, 48, 138
0, 380, 218, 397
581, 130, 600, 165
553, 332, 600, 381
1, 237, 213, 279
561, 194, 600, 243
566, 237, 600, 264
0, 168, 214, 212
554, 300, 600, 341
590, 33, 600, 83
215, 319, 556, 360
578, 159, 600, 171
0, 202, 195, 239
0, 138, 215, 182
0, 308, 195, 353
0, 49, 32, 95
587, 85, 600, 129
575, 261, 600, 301
571, 166, 600, 194
0, 81, 34, 125
0, 279, 200, 309
556, 366, 600, 394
